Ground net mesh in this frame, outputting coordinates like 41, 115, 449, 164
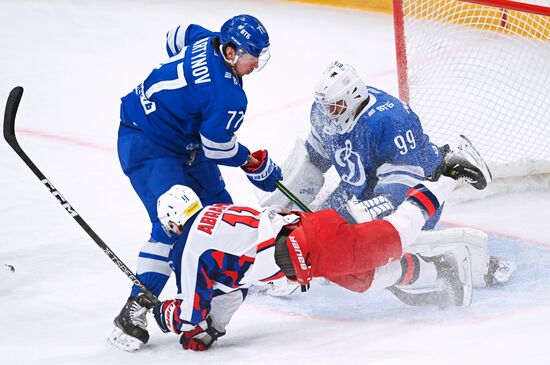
399, 0, 550, 177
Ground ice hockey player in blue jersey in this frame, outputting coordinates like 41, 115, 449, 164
260, 61, 444, 228
110, 14, 282, 348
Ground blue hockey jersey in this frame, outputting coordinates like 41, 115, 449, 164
120, 24, 250, 167
306, 86, 443, 226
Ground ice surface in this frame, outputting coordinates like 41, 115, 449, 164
1, 1, 549, 364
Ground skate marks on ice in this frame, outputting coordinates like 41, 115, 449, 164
247, 234, 550, 323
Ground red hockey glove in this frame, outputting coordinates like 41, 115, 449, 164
242, 150, 283, 192
179, 317, 225, 351
153, 299, 183, 334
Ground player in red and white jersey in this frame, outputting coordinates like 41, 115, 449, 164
111, 136, 492, 352
157, 201, 299, 332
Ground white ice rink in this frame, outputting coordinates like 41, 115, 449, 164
1, 0, 550, 364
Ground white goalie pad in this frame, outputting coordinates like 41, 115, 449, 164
406, 227, 489, 288
255, 138, 325, 209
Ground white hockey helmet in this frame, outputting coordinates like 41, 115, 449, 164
314, 61, 369, 135
157, 185, 203, 236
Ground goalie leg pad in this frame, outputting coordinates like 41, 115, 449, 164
389, 246, 473, 308
407, 227, 489, 287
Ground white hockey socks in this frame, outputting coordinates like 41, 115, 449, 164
405, 176, 457, 220
384, 176, 457, 248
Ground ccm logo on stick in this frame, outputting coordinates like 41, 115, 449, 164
41, 178, 78, 217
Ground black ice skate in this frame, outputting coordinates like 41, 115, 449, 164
389, 247, 473, 309
107, 296, 151, 352
431, 135, 492, 190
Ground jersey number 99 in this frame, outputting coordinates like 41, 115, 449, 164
394, 130, 416, 155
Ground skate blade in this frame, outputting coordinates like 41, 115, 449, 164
458, 135, 493, 185
107, 327, 144, 352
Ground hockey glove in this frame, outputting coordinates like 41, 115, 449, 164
179, 317, 225, 351
152, 299, 183, 334
242, 150, 283, 192
346, 195, 395, 223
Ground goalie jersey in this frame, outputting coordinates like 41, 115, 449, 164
119, 24, 250, 167
306, 86, 443, 227
168, 204, 288, 331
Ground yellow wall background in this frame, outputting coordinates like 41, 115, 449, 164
285, 0, 393, 13
285, 0, 549, 40
403, 0, 550, 39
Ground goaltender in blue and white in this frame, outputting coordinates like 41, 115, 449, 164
258, 61, 516, 294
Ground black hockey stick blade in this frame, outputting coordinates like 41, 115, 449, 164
2, 86, 160, 307
3, 86, 24, 147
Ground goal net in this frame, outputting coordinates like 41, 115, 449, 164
393, 0, 550, 201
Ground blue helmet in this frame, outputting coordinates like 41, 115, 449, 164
220, 14, 270, 58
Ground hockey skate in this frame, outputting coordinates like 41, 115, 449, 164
432, 135, 492, 190
389, 247, 473, 309
485, 256, 517, 286
107, 296, 150, 352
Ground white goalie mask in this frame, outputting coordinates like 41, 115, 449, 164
157, 185, 203, 236
314, 61, 369, 135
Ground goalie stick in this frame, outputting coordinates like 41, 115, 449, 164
3, 86, 160, 306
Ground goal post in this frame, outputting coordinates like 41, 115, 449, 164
392, 0, 550, 200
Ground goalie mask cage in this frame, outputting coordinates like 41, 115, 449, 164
393, 0, 550, 199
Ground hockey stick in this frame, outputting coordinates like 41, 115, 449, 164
274, 180, 312, 292
275, 180, 312, 213
3, 86, 160, 306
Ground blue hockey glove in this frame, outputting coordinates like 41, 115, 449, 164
242, 150, 283, 192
